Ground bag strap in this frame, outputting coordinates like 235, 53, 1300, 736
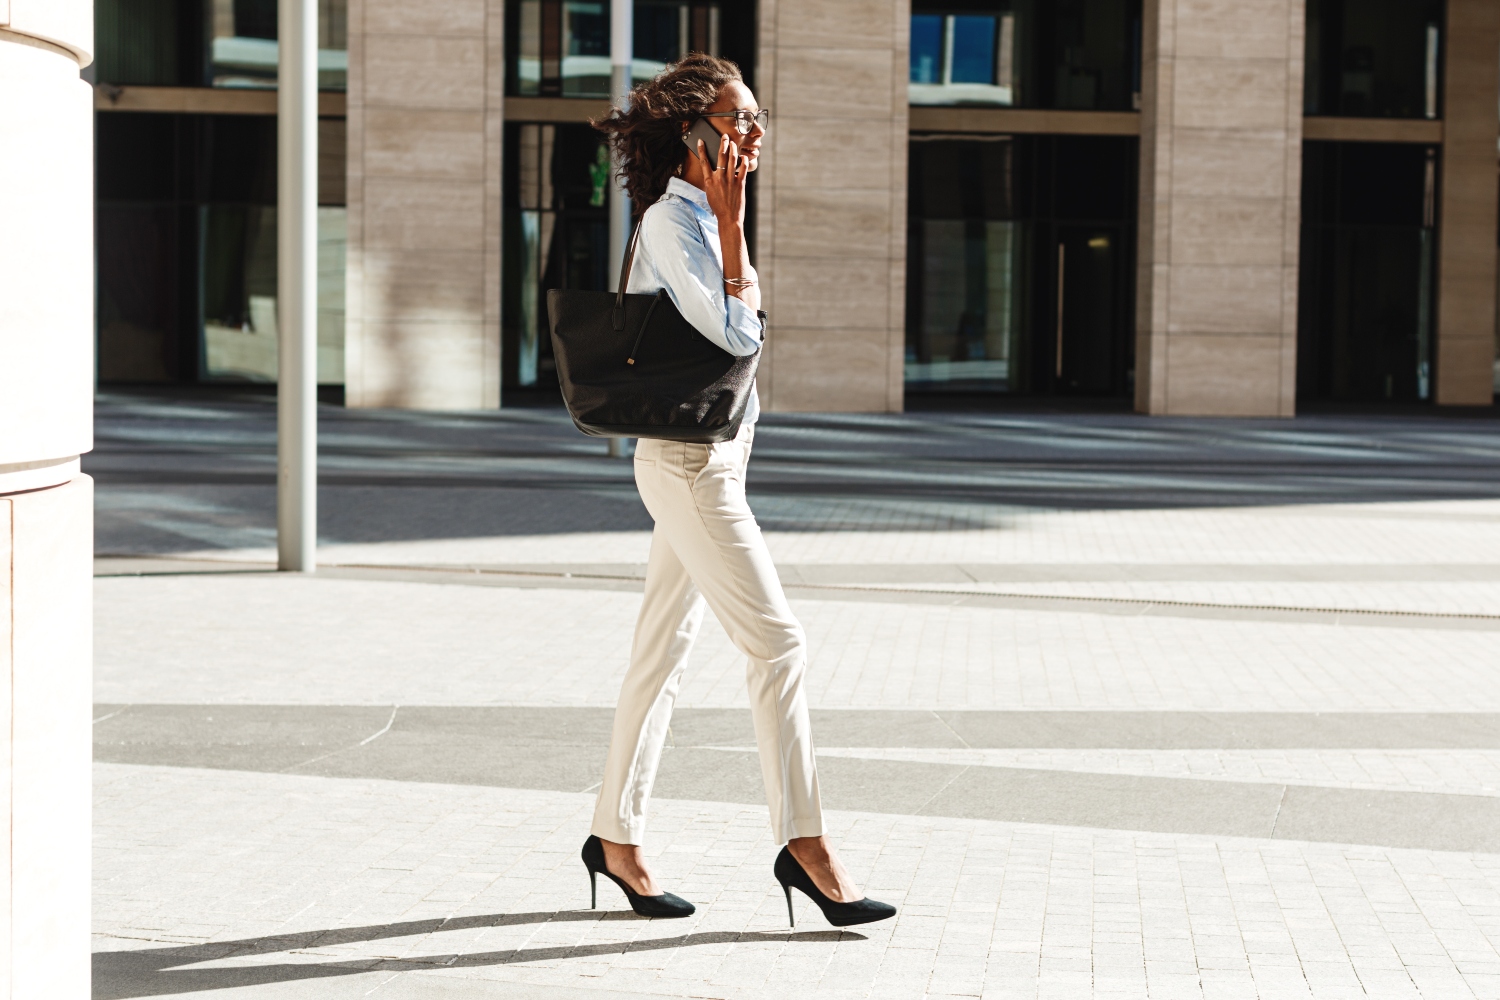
610, 222, 644, 331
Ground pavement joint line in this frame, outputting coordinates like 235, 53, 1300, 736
90, 554, 1500, 626
1268, 786, 1288, 838
317, 561, 1500, 624
359, 706, 400, 746
802, 582, 1500, 622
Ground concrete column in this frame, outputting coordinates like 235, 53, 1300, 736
1435, 0, 1499, 406
1135, 0, 1305, 416
345, 0, 505, 409
0, 0, 96, 994
754, 0, 909, 412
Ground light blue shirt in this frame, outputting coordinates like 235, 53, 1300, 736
627, 177, 763, 426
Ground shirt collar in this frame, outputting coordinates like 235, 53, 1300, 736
665, 176, 710, 212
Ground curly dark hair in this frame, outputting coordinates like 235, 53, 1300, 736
591, 53, 743, 217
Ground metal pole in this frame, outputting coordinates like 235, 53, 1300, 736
607, 0, 633, 459
608, 0, 633, 291
278, 0, 318, 571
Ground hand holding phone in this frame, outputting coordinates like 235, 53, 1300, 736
682, 118, 723, 170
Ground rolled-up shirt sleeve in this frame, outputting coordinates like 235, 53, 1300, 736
636, 205, 764, 358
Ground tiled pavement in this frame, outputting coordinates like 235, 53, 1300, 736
90, 394, 1500, 999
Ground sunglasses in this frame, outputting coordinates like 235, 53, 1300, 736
698, 109, 770, 135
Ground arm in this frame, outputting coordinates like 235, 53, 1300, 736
700, 132, 760, 313
639, 204, 764, 357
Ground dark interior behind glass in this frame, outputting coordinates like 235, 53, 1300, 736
910, 0, 1141, 111
1305, 0, 1443, 118
1298, 141, 1437, 403
906, 134, 1137, 397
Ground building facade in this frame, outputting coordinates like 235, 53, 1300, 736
92, 0, 1500, 415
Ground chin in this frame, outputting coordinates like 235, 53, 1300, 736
743, 153, 761, 172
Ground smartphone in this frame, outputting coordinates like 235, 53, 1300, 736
682, 118, 723, 170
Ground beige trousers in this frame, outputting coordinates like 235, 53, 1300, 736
590, 425, 824, 846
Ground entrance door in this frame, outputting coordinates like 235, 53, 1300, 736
1051, 225, 1122, 394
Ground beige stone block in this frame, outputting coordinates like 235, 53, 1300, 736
775, 47, 894, 119
776, 0, 894, 50
1168, 128, 1290, 199
1173, 0, 1294, 60
771, 256, 893, 330
353, 321, 489, 409
1435, 335, 1496, 406
360, 250, 485, 323
1168, 197, 1285, 267
769, 327, 893, 411
1162, 333, 1286, 415
364, 0, 485, 35
1167, 264, 1285, 335
1171, 57, 1289, 130
363, 178, 485, 251
768, 117, 895, 191
364, 36, 485, 110
773, 187, 892, 259
363, 109, 486, 180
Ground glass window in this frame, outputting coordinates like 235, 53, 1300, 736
95, 0, 192, 86
510, 0, 724, 98
950, 16, 998, 84
96, 113, 346, 385
1306, 0, 1443, 118
910, 0, 1139, 110
207, 0, 349, 91
1298, 142, 1437, 402
504, 123, 613, 390
911, 15, 944, 84
200, 205, 345, 383
94, 0, 349, 89
906, 135, 1136, 396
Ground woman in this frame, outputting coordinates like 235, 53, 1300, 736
580, 54, 895, 929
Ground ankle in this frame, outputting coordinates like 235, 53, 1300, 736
787, 836, 831, 865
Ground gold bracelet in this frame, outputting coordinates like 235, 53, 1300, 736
725, 277, 758, 288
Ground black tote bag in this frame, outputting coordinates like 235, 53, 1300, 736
546, 223, 762, 442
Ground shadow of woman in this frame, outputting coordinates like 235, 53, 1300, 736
93, 909, 863, 999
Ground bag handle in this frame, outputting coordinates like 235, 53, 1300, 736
610, 222, 644, 331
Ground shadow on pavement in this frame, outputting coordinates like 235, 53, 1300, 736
93, 910, 859, 999
88, 389, 1500, 556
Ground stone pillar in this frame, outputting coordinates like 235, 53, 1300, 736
754, 0, 909, 412
0, 0, 96, 994
1435, 0, 1499, 406
345, 0, 505, 409
1134, 0, 1305, 416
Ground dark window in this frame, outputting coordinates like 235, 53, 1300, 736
1306, 0, 1443, 118
507, 1, 755, 98
910, 0, 1141, 111
906, 134, 1137, 396
1298, 141, 1438, 403
94, 0, 200, 86
94, 0, 348, 90
96, 113, 347, 385
504, 123, 614, 393
635, 3, 683, 63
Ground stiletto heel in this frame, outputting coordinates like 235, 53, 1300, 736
774, 847, 896, 928
581, 835, 695, 918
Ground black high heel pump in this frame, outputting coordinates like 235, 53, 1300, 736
774, 846, 896, 928
581, 835, 695, 918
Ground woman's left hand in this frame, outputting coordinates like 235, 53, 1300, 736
701, 132, 748, 229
